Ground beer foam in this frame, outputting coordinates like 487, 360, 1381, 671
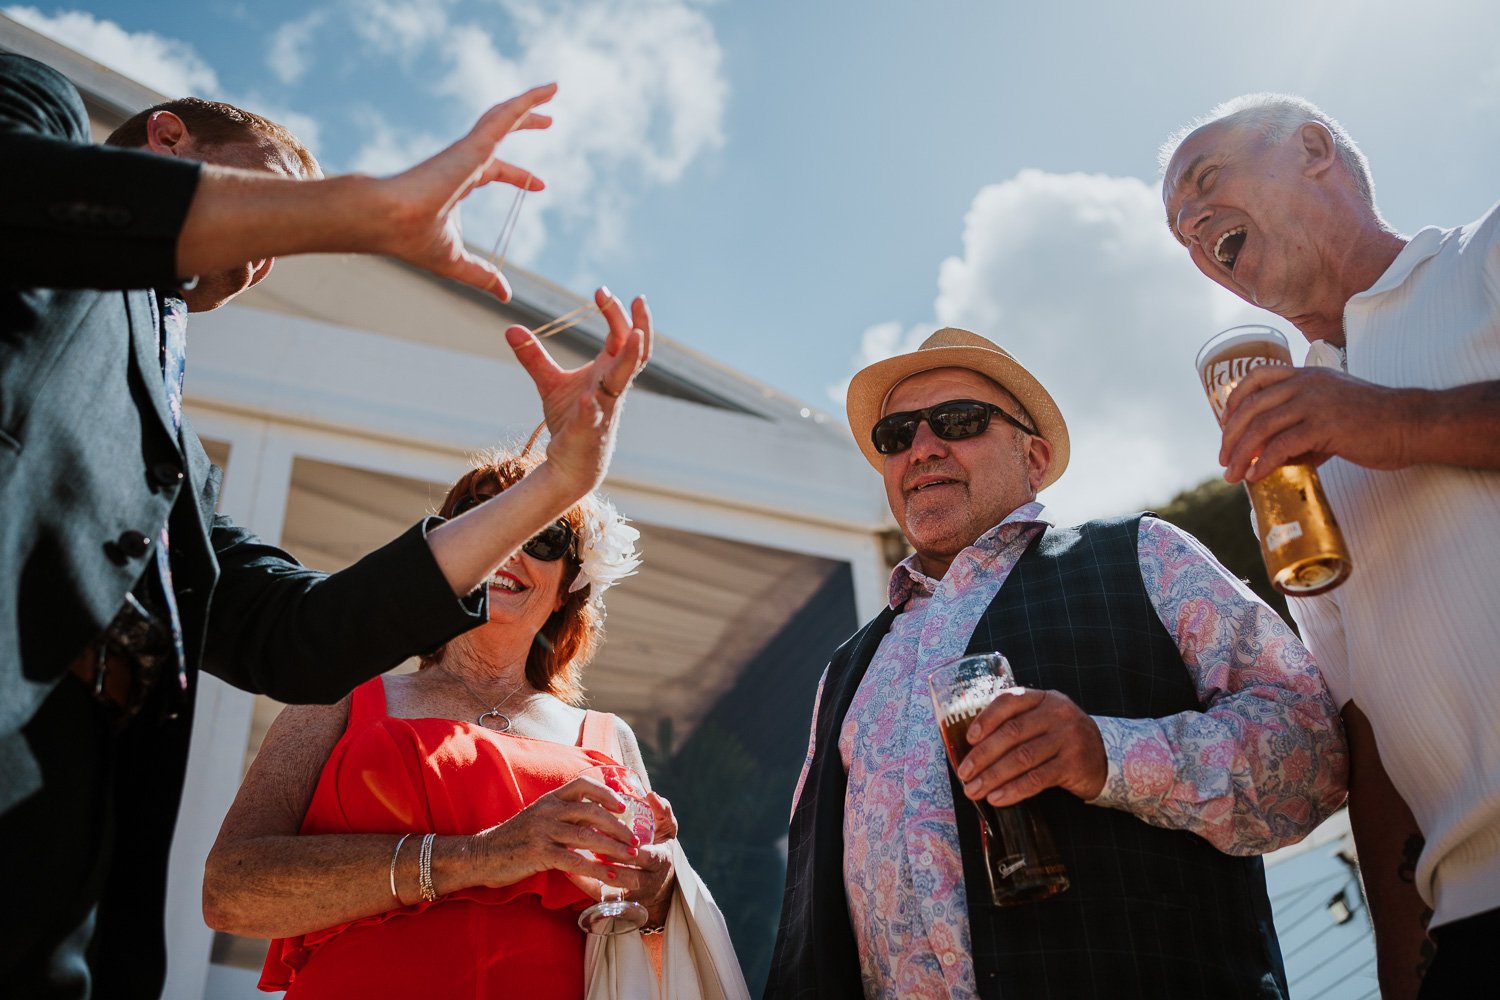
939, 686, 1002, 727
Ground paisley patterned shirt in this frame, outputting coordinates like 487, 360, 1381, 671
792, 502, 1346, 998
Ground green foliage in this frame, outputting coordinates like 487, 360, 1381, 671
1154, 476, 1293, 626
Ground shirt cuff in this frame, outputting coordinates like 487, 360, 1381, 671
408, 516, 488, 635
1087, 715, 1177, 812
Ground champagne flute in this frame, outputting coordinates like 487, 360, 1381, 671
574, 764, 656, 935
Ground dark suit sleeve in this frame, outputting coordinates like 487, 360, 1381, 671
203, 516, 487, 703
0, 54, 200, 290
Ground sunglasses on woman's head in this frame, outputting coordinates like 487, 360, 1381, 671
871, 398, 1036, 456
450, 493, 576, 562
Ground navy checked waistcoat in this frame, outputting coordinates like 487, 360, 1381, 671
765, 514, 1289, 999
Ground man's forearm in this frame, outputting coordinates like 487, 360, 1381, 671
173, 168, 391, 279
425, 462, 586, 597
0, 133, 198, 289
1400, 381, 1500, 470
1125, 518, 1349, 853
1092, 695, 1347, 855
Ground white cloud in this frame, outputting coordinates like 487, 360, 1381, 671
11, 2, 725, 278
4, 5, 219, 96
345, 110, 446, 176
492, 0, 727, 185
3, 7, 322, 151
267, 11, 330, 86
351, 0, 454, 61
345, 0, 727, 268
842, 168, 1281, 528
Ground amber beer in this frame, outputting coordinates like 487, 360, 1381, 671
1196, 325, 1352, 595
929, 654, 1069, 906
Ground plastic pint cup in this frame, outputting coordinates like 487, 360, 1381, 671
1195, 325, 1352, 596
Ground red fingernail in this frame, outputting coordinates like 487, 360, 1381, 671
607, 868, 619, 879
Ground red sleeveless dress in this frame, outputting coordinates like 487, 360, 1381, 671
259, 676, 621, 997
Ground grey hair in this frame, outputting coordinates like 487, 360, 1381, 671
1158, 93, 1376, 208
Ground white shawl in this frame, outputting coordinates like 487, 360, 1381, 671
583, 840, 750, 1000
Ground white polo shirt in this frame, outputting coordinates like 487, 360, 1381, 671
1292, 201, 1500, 929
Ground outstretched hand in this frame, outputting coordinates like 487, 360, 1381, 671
505, 288, 653, 497
1219, 365, 1415, 482
376, 83, 557, 300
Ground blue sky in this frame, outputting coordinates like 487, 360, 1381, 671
9, 0, 1498, 523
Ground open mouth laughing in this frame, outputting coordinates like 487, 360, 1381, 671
488, 573, 528, 594
1214, 226, 1247, 270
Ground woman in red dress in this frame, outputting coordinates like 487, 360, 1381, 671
203, 441, 676, 998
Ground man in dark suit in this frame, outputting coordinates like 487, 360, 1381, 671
0, 53, 651, 997
765, 328, 1349, 999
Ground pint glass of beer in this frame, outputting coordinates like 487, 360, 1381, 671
928, 653, 1069, 906
1195, 325, 1352, 596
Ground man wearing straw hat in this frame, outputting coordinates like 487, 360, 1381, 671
765, 328, 1347, 999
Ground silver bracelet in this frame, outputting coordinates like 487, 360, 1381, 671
388, 833, 413, 901
418, 833, 438, 902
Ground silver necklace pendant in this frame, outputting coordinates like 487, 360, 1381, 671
477, 709, 513, 733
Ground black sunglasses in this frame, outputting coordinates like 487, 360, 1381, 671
871, 398, 1036, 456
451, 494, 576, 562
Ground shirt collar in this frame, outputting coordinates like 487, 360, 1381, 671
887, 500, 1052, 608
1303, 340, 1346, 371
1349, 225, 1444, 304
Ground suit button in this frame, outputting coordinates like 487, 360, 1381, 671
118, 530, 152, 558
152, 461, 184, 487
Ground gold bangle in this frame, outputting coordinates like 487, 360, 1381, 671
388, 833, 412, 902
